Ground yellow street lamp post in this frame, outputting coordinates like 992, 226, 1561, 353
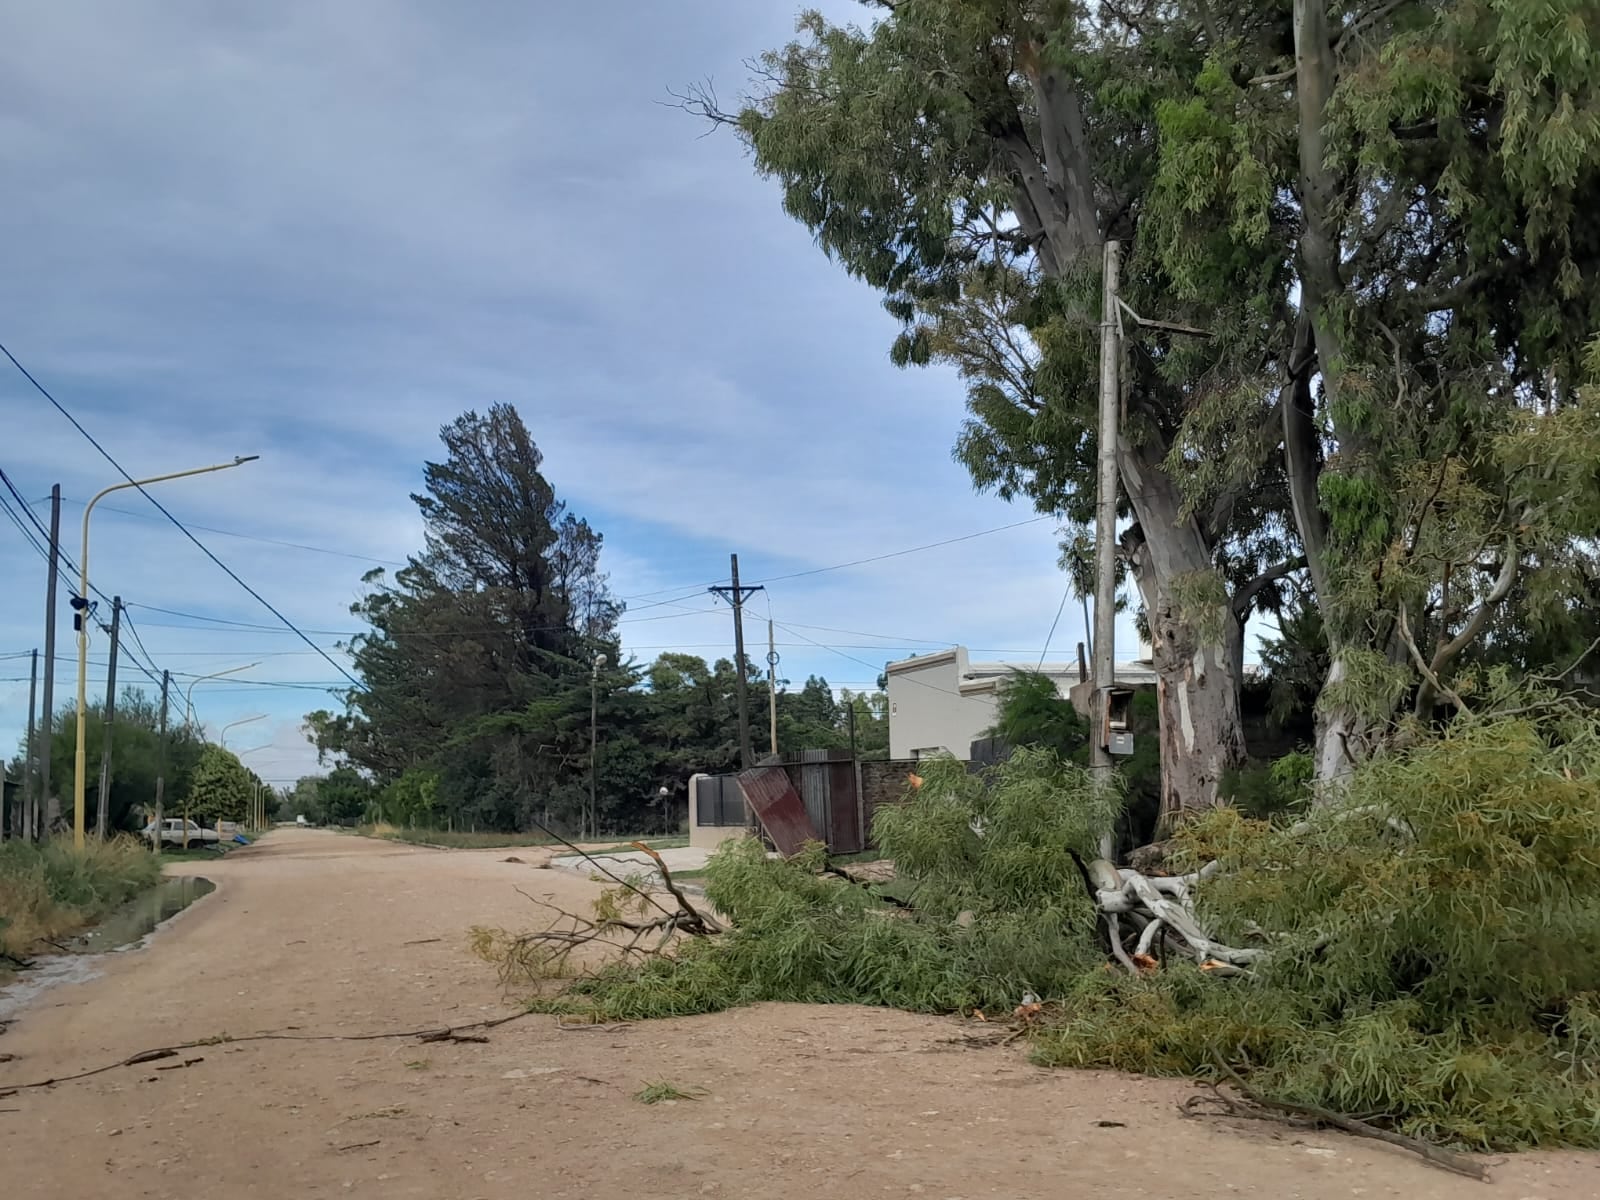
72, 457, 258, 849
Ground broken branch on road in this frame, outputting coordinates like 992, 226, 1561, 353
0, 1010, 541, 1097
1183, 1057, 1489, 1181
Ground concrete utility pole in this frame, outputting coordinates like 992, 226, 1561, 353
95, 596, 122, 839
709, 554, 764, 769
152, 670, 169, 851
1092, 240, 1121, 858
37, 485, 61, 843
766, 619, 779, 758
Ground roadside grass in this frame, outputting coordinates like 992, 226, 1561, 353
0, 836, 163, 961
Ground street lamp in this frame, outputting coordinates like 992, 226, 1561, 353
219, 714, 267, 748
72, 456, 259, 849
237, 744, 271, 829
184, 662, 263, 730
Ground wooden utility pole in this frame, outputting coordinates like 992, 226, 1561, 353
709, 554, 764, 769
1092, 240, 1121, 858
152, 670, 169, 851
766, 619, 779, 758
36, 485, 62, 842
95, 596, 122, 839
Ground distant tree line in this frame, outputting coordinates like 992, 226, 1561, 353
301, 404, 886, 837
5, 693, 269, 833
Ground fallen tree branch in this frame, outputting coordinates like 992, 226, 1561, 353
1206, 1055, 1488, 1180
0, 1010, 541, 1097
628, 843, 722, 934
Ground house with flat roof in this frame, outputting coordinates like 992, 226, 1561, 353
884, 645, 1157, 760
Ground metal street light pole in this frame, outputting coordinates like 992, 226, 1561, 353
184, 662, 263, 732
219, 714, 267, 748
72, 456, 259, 849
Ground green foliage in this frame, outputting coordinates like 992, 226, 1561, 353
1038, 710, 1600, 1149
45, 691, 206, 833
187, 745, 256, 824
721, 0, 1600, 781
0, 837, 162, 957
985, 671, 1088, 761
1218, 756, 1308, 822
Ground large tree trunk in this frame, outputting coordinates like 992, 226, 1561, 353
1151, 595, 1248, 825
1120, 447, 1249, 822
1011, 39, 1248, 818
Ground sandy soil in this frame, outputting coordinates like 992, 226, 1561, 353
1, 828, 1594, 1199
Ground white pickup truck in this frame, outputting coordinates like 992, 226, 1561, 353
140, 818, 223, 847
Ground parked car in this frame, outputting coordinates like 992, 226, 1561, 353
140, 818, 222, 846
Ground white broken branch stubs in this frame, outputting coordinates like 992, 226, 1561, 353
1092, 857, 1263, 974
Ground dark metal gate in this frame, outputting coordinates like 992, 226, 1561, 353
694, 774, 747, 828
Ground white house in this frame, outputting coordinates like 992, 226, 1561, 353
885, 645, 1157, 760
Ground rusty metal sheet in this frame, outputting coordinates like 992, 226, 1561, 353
737, 766, 819, 857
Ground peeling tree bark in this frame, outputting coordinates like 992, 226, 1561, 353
1120, 437, 1248, 822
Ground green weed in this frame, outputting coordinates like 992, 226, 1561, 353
633, 1081, 704, 1104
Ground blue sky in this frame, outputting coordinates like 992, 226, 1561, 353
0, 1, 1145, 790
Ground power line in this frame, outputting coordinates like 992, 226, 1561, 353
771, 619, 963, 698
747, 516, 1054, 586
122, 597, 721, 638
1037, 580, 1073, 669
0, 337, 363, 690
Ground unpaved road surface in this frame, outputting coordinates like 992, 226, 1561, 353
2, 829, 1594, 1199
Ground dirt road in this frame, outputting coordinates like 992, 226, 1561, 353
1, 829, 1593, 1199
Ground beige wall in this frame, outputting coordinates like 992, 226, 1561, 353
885, 649, 1000, 760
687, 773, 746, 851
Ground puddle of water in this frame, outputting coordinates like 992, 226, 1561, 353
72, 876, 216, 954
0, 876, 215, 1023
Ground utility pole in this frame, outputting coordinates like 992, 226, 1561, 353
709, 554, 764, 769
766, 619, 779, 758
153, 670, 169, 852
1092, 240, 1121, 859
95, 596, 122, 839
13, 649, 37, 843
36, 485, 61, 843
589, 651, 608, 839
